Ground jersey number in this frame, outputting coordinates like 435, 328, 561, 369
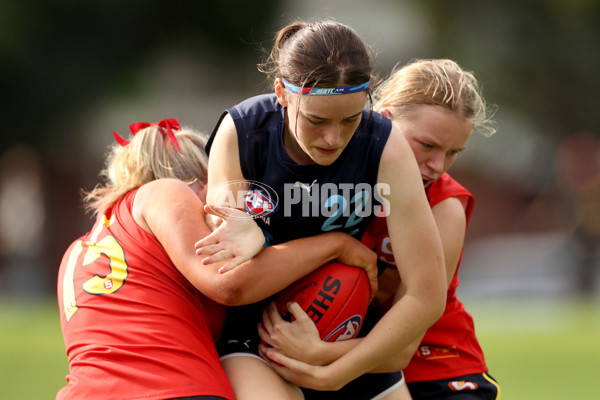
61, 215, 129, 321
321, 190, 368, 235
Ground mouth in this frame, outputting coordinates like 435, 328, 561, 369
315, 147, 338, 156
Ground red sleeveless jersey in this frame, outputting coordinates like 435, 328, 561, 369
363, 173, 487, 382
57, 189, 234, 399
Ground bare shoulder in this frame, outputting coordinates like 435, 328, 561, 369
137, 178, 191, 202
134, 179, 200, 233
431, 196, 466, 223
213, 113, 238, 144
378, 127, 421, 193
380, 126, 417, 172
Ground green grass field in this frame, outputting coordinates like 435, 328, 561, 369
468, 297, 600, 399
0, 297, 68, 400
1, 296, 598, 399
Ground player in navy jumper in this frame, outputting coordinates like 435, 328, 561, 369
258, 59, 500, 399
198, 20, 446, 400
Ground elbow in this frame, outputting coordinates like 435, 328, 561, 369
414, 284, 445, 327
429, 268, 448, 323
371, 345, 416, 373
208, 279, 247, 306
430, 290, 446, 324
386, 354, 412, 372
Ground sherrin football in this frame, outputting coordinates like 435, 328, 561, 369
275, 260, 371, 342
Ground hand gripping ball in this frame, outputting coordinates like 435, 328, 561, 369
275, 260, 371, 342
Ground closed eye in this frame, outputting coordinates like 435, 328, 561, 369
343, 115, 361, 124
306, 117, 326, 126
448, 148, 465, 157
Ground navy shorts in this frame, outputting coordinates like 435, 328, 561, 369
302, 371, 405, 400
407, 372, 500, 400
217, 303, 406, 399
216, 302, 266, 358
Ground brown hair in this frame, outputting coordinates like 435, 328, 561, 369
373, 59, 496, 136
259, 19, 376, 92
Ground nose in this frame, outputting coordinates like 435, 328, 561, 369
425, 152, 446, 175
322, 125, 342, 148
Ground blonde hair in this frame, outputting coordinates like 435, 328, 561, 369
373, 59, 496, 136
84, 124, 208, 215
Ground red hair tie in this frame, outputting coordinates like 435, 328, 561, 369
113, 118, 182, 153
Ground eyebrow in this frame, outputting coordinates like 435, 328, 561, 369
305, 110, 364, 120
449, 144, 467, 153
424, 137, 467, 153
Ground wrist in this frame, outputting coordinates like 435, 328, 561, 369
335, 233, 354, 258
323, 231, 349, 260
313, 339, 332, 366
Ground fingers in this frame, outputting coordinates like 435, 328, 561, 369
365, 263, 378, 285
286, 302, 309, 322
218, 257, 244, 273
195, 232, 221, 251
264, 300, 284, 327
359, 263, 378, 298
260, 345, 305, 374
257, 322, 275, 348
261, 301, 275, 333
259, 302, 279, 349
202, 251, 232, 266
258, 342, 276, 362
369, 277, 378, 300
259, 344, 286, 367
260, 301, 286, 341
196, 242, 227, 256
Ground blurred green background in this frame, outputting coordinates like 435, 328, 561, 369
1, 0, 599, 398
2, 297, 598, 399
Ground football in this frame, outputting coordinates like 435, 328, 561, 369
275, 260, 371, 342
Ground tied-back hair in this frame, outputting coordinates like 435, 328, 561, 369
259, 19, 377, 95
373, 59, 497, 136
84, 125, 209, 215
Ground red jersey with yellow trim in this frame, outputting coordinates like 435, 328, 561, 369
362, 173, 487, 382
56, 189, 234, 400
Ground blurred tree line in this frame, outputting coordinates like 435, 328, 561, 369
416, 0, 599, 136
1, 0, 279, 155
2, 0, 598, 155
0, 0, 598, 295
0, 0, 280, 294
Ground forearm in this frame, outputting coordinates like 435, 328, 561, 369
322, 293, 442, 385
221, 232, 362, 305
366, 332, 423, 373
309, 337, 358, 366
312, 333, 419, 372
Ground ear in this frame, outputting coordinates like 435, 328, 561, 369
274, 78, 289, 107
380, 108, 393, 120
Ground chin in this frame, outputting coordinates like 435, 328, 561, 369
310, 151, 340, 166
314, 158, 337, 166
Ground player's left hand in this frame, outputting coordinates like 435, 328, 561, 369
195, 204, 265, 272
